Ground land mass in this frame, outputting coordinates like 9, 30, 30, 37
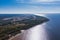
0, 14, 49, 40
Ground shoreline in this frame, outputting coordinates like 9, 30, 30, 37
9, 33, 21, 40
9, 30, 25, 40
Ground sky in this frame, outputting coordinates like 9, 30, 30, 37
0, 0, 60, 14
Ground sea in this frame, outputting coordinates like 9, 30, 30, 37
0, 13, 60, 40
20, 14, 60, 40
45, 14, 60, 40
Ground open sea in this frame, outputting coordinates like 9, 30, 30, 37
45, 14, 60, 40
0, 14, 60, 40
20, 14, 60, 40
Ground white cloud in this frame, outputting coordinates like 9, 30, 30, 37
16, 0, 55, 3
15, 0, 60, 4
31, 0, 54, 3
0, 4, 60, 14
16, 0, 24, 3
0, 8, 60, 14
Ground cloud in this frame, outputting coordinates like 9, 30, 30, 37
15, 0, 60, 4
16, 0, 24, 3
0, 0, 60, 14
16, 0, 58, 3
31, 0, 54, 3
0, 5, 60, 14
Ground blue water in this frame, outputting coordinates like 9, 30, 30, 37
0, 14, 60, 40
45, 14, 60, 40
